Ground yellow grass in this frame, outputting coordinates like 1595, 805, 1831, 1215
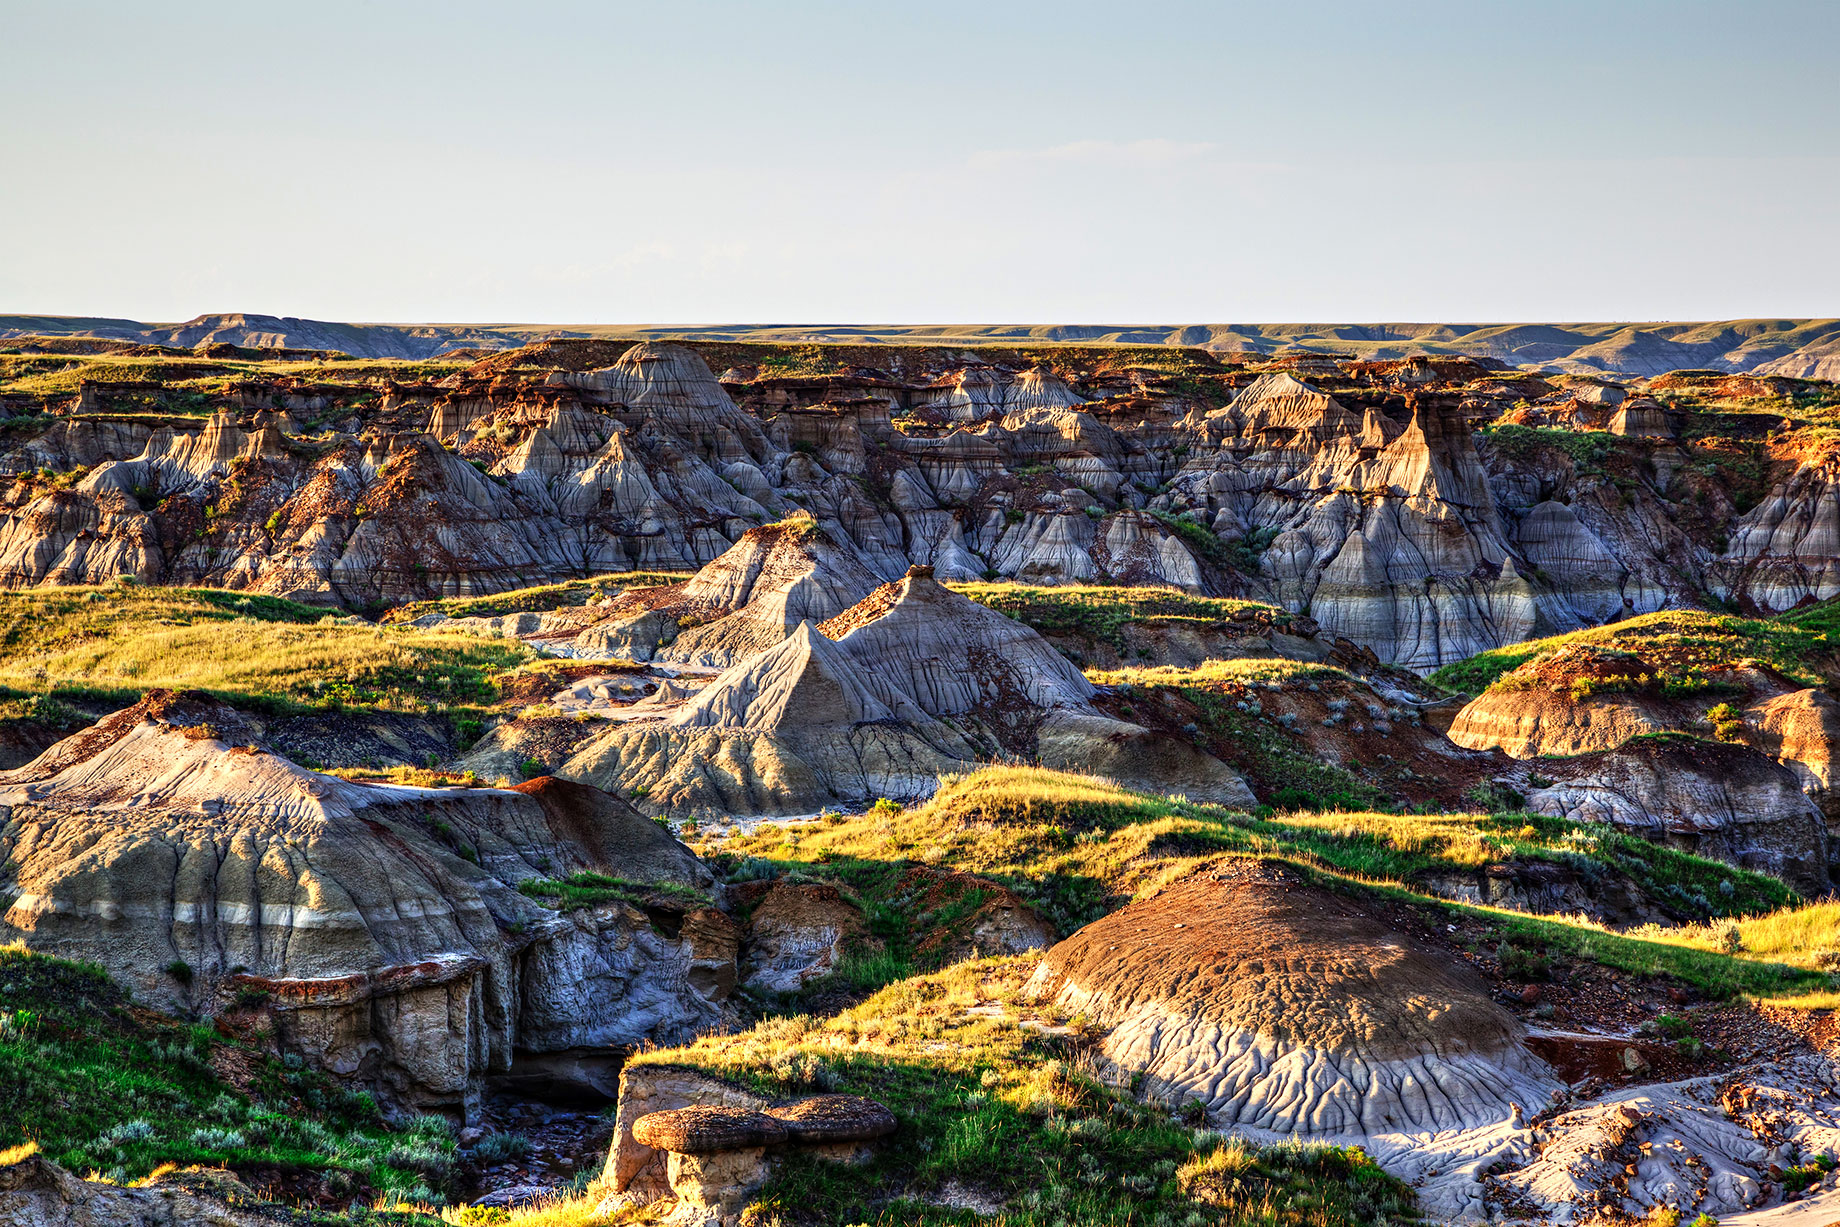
0, 585, 529, 712
1087, 657, 1351, 687
1632, 900, 1840, 966
0, 1141, 38, 1167
947, 580, 1265, 612
1273, 810, 1501, 868
436, 1189, 628, 1225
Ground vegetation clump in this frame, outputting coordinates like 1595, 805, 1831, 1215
516, 872, 711, 912
1428, 610, 1840, 697
1482, 422, 1615, 473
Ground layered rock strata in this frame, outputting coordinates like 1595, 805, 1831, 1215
545, 567, 1254, 816
0, 691, 729, 1116
8, 341, 1839, 672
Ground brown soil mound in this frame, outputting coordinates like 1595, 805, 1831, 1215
1028, 859, 1562, 1219
1034, 859, 1524, 1062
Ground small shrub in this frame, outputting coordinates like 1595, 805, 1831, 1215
1716, 921, 1743, 954
0, 1009, 40, 1041
188, 1127, 246, 1150
163, 959, 193, 985
519, 757, 545, 779
1465, 781, 1525, 814
1707, 702, 1745, 742
472, 1132, 532, 1163
1499, 941, 1551, 982
99, 1120, 157, 1146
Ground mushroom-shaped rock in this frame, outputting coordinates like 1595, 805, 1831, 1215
766, 1095, 897, 1144
631, 1106, 789, 1154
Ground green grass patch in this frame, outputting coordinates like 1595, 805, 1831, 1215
0, 584, 528, 716
515, 872, 711, 912
383, 572, 690, 625
635, 957, 1418, 1226
950, 582, 1275, 654
1481, 422, 1615, 473
1427, 609, 1840, 696
0, 945, 454, 1204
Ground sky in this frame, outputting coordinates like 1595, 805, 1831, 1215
2, 0, 1836, 325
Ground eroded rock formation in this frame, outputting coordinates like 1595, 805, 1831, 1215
1025, 858, 1563, 1220
1448, 646, 1840, 884
0, 691, 729, 1116
538, 565, 1254, 816
6, 341, 1839, 672
599, 1064, 895, 1225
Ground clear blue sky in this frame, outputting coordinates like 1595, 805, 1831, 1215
3, 0, 1835, 323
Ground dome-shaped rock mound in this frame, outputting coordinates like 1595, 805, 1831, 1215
1448, 645, 1690, 759
632, 1106, 789, 1154
1027, 859, 1561, 1219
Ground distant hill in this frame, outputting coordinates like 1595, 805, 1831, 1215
5, 311, 1838, 377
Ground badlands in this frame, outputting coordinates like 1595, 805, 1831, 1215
10, 333, 1840, 1226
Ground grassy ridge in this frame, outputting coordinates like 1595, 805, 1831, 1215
709, 767, 1812, 1002
382, 572, 690, 625
633, 957, 1417, 1227
1427, 609, 1840, 696
950, 583, 1275, 653
0, 584, 529, 715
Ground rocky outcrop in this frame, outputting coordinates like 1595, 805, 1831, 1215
739, 881, 869, 994
0, 691, 729, 1117
1524, 738, 1830, 893
1713, 459, 1840, 611
0, 1148, 279, 1227
599, 1064, 894, 1225
1026, 859, 1562, 1221
548, 568, 1254, 816
1446, 646, 1800, 761
4, 339, 1839, 671
616, 1097, 895, 1226
632, 517, 882, 668
1447, 648, 1836, 888
1492, 1057, 1840, 1224
1747, 688, 1840, 817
